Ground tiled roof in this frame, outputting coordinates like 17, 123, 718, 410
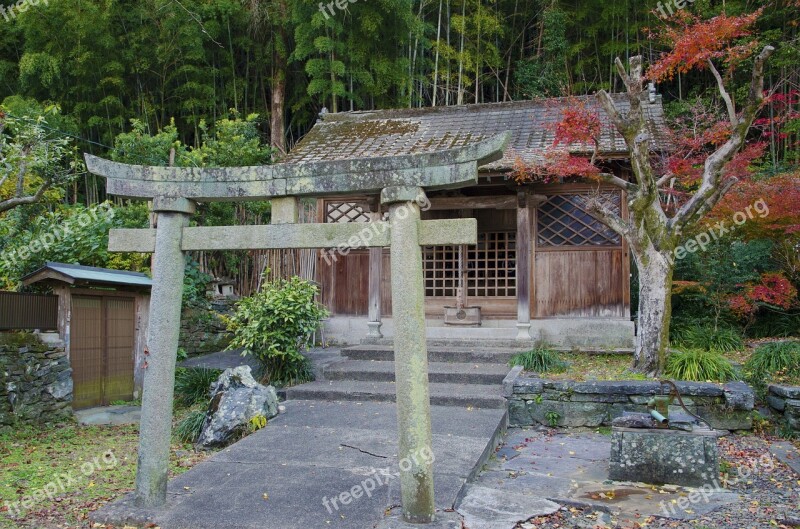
283, 95, 670, 171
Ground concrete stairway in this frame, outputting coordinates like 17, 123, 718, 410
285, 340, 526, 409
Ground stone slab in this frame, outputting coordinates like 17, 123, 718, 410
769, 441, 800, 476
74, 405, 141, 426
462, 429, 740, 523
456, 485, 560, 529
769, 385, 800, 399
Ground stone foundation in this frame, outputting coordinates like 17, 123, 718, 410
506, 375, 754, 431
0, 332, 73, 433
179, 302, 233, 356
767, 385, 800, 433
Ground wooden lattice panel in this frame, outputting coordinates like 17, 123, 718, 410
467, 232, 517, 297
422, 245, 460, 298
423, 232, 517, 299
325, 202, 370, 223
537, 193, 621, 247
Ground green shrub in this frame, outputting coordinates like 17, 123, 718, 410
745, 341, 800, 379
226, 276, 327, 387
509, 346, 568, 373
665, 349, 739, 382
174, 367, 222, 407
175, 409, 206, 443
672, 324, 744, 353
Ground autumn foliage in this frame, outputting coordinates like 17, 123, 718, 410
646, 10, 764, 83
707, 172, 800, 237
728, 272, 798, 320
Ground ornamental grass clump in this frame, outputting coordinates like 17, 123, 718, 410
509, 346, 568, 374
174, 367, 222, 407
744, 341, 800, 385
665, 349, 739, 382
672, 324, 744, 353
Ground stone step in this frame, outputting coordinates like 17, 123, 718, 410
342, 344, 521, 364
362, 337, 534, 349
284, 380, 506, 409
324, 360, 510, 385
358, 338, 633, 354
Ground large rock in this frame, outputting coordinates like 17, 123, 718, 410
196, 366, 279, 448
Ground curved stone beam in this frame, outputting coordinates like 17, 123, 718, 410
85, 133, 510, 201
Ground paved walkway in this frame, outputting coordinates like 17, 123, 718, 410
92, 400, 507, 529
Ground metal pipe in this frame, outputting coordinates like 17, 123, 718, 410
649, 409, 668, 425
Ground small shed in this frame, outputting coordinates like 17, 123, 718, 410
22, 262, 152, 409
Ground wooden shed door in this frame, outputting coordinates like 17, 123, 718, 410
71, 296, 135, 409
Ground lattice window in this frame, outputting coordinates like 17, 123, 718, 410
422, 246, 460, 298
423, 232, 517, 299
537, 193, 621, 247
325, 202, 370, 223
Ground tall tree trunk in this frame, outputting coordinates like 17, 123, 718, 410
633, 249, 673, 374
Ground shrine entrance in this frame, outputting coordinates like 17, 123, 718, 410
85, 132, 509, 524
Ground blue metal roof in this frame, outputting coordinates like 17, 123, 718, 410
27, 262, 152, 288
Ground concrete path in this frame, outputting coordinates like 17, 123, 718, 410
92, 400, 507, 529
74, 405, 141, 425
457, 428, 740, 528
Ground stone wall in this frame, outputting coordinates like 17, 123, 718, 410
179, 300, 234, 356
505, 372, 754, 431
767, 385, 800, 433
0, 332, 73, 433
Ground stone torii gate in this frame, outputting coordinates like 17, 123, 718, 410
85, 132, 508, 524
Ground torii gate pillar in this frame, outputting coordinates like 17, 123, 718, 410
135, 197, 194, 507
383, 186, 435, 523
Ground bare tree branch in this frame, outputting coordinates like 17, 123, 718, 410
670, 45, 775, 233
579, 192, 632, 239
656, 174, 673, 187
597, 171, 638, 192
708, 60, 737, 124
0, 179, 51, 214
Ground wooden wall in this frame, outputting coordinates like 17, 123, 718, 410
317, 184, 630, 320
533, 249, 627, 317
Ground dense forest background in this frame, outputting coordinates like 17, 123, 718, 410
1, 0, 799, 339
1, 1, 798, 171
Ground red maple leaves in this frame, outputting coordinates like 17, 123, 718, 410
647, 9, 764, 83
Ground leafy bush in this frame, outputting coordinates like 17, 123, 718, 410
672, 324, 744, 353
174, 367, 222, 407
509, 346, 568, 373
175, 409, 206, 444
745, 341, 800, 380
182, 258, 212, 309
665, 349, 739, 382
226, 276, 327, 387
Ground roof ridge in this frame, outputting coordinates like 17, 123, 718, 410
320, 94, 658, 122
